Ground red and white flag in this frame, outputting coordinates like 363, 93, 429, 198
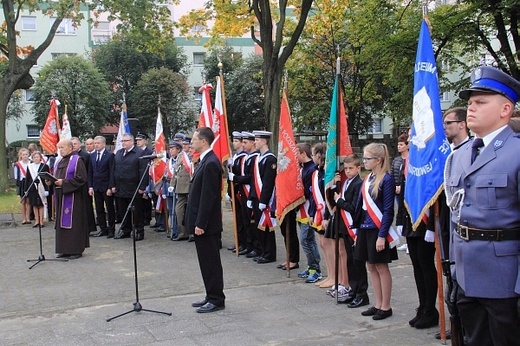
60, 110, 72, 140
198, 83, 214, 128
275, 91, 305, 223
40, 98, 61, 154
211, 76, 231, 163
152, 106, 167, 211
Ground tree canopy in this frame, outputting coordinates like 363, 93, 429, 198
32, 55, 111, 139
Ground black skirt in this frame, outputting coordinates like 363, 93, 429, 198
354, 227, 398, 264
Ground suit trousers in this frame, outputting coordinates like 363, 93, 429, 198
240, 198, 259, 252
457, 284, 520, 346
175, 193, 188, 237
407, 236, 437, 311
194, 233, 225, 306
252, 200, 276, 261
280, 209, 300, 263
93, 190, 115, 233
344, 234, 368, 298
117, 195, 144, 234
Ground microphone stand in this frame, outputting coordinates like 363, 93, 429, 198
27, 178, 68, 269
107, 156, 172, 322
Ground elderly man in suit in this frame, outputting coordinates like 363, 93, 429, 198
445, 66, 520, 346
186, 127, 225, 313
111, 133, 148, 241
88, 136, 116, 238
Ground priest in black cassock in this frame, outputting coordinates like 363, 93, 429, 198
51, 139, 90, 259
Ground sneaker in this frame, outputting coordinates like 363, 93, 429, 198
298, 268, 310, 278
336, 285, 351, 299
326, 285, 337, 296
397, 244, 408, 251
305, 270, 323, 283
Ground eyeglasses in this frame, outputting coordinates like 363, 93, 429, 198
362, 157, 377, 162
443, 120, 463, 125
121, 139, 132, 142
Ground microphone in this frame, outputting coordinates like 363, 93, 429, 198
139, 153, 165, 160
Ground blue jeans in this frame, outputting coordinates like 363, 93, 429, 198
298, 222, 320, 271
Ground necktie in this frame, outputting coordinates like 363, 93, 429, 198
123, 150, 127, 157
96, 151, 101, 162
471, 138, 484, 164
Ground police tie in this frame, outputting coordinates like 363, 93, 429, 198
471, 138, 484, 164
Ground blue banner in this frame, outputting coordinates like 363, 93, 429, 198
404, 19, 451, 230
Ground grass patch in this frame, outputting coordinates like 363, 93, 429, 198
0, 189, 21, 214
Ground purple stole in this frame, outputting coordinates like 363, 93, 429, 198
60, 155, 79, 229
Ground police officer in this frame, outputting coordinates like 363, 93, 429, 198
445, 66, 520, 346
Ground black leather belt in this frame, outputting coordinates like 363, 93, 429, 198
456, 224, 520, 241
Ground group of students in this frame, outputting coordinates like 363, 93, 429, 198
227, 130, 399, 321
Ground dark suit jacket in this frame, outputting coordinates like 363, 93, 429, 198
76, 149, 91, 174
186, 150, 222, 235
88, 150, 114, 192
111, 146, 148, 198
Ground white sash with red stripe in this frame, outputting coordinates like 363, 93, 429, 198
16, 161, 27, 179
254, 153, 277, 231
339, 179, 357, 240
181, 151, 193, 177
361, 175, 399, 248
310, 170, 325, 230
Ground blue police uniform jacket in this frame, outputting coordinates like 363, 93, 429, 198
445, 126, 520, 299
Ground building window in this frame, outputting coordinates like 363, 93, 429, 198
51, 53, 77, 60
193, 52, 205, 66
22, 16, 37, 31
368, 118, 382, 134
441, 91, 450, 102
25, 89, 35, 103
194, 86, 202, 101
51, 18, 77, 35
27, 125, 41, 138
93, 34, 110, 44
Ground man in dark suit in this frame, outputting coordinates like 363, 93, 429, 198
88, 136, 116, 238
136, 132, 153, 226
186, 127, 225, 313
445, 66, 520, 345
110, 133, 148, 241
72, 137, 96, 234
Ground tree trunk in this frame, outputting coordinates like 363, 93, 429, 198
0, 83, 11, 192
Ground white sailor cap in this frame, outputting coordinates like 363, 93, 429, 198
253, 130, 272, 139
232, 131, 243, 139
241, 131, 255, 140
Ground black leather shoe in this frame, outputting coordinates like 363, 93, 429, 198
227, 245, 236, 251
56, 254, 69, 258
67, 254, 82, 260
114, 231, 131, 239
92, 231, 108, 237
191, 298, 208, 308
245, 250, 258, 258
188, 235, 195, 242
196, 302, 225, 313
372, 308, 393, 320
347, 296, 370, 308
172, 236, 188, 241
238, 248, 250, 256
107, 233, 115, 239
434, 330, 451, 340
155, 228, 166, 232
135, 233, 144, 241
256, 257, 275, 264
150, 223, 159, 228
361, 306, 379, 316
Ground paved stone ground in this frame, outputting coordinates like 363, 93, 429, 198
0, 206, 448, 345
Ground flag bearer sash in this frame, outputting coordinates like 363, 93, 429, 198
310, 170, 326, 230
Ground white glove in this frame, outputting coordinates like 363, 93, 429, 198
396, 225, 403, 236
161, 194, 167, 199
148, 193, 153, 199
227, 158, 233, 166
424, 230, 435, 243
246, 200, 253, 209
44, 191, 49, 197
228, 172, 234, 181
225, 193, 231, 201
258, 203, 266, 211
167, 186, 174, 193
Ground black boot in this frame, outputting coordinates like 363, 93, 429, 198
409, 307, 423, 326
414, 307, 439, 329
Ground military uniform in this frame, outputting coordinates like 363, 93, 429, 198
445, 66, 520, 345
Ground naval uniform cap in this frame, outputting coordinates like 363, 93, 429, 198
174, 132, 185, 140
232, 131, 243, 139
459, 66, 520, 103
182, 137, 191, 144
241, 131, 255, 140
253, 130, 272, 139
